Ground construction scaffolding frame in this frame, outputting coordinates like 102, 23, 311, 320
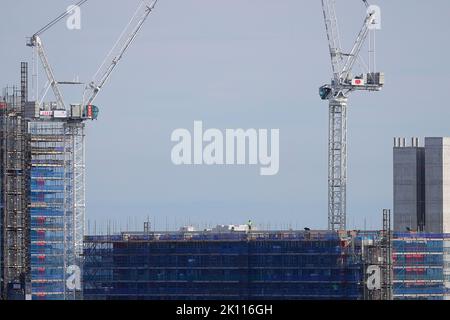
65, 122, 85, 259
392, 233, 450, 300
381, 209, 393, 300
83, 230, 384, 300
0, 64, 31, 299
29, 119, 85, 300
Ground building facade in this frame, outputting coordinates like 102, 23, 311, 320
392, 233, 450, 300
393, 137, 425, 232
425, 138, 450, 233
83, 230, 388, 300
394, 137, 450, 233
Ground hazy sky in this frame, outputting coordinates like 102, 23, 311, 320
1, 1, 450, 232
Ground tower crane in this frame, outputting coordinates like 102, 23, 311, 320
27, 0, 158, 118
320, 0, 384, 231
18, 0, 158, 300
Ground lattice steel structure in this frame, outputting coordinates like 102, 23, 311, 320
0, 82, 31, 300
328, 96, 347, 231
320, 0, 384, 231
64, 123, 86, 259
381, 209, 393, 300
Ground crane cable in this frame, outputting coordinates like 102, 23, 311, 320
91, 0, 146, 82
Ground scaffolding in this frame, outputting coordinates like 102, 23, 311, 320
1, 62, 87, 300
381, 209, 393, 299
83, 230, 384, 300
29, 119, 85, 300
359, 210, 393, 300
392, 233, 450, 300
0, 75, 31, 300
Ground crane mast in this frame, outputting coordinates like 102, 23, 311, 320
320, 0, 384, 231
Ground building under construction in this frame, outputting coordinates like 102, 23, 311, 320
83, 228, 392, 300
1, 64, 88, 300
82, 211, 393, 300
28, 114, 86, 300
392, 233, 450, 300
0, 0, 157, 300
0, 63, 31, 299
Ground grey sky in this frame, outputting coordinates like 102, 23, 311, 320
1, 1, 450, 232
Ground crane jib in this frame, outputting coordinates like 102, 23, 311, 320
28, 0, 158, 119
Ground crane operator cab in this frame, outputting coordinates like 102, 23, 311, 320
83, 105, 99, 120
319, 85, 333, 100
69, 104, 99, 120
